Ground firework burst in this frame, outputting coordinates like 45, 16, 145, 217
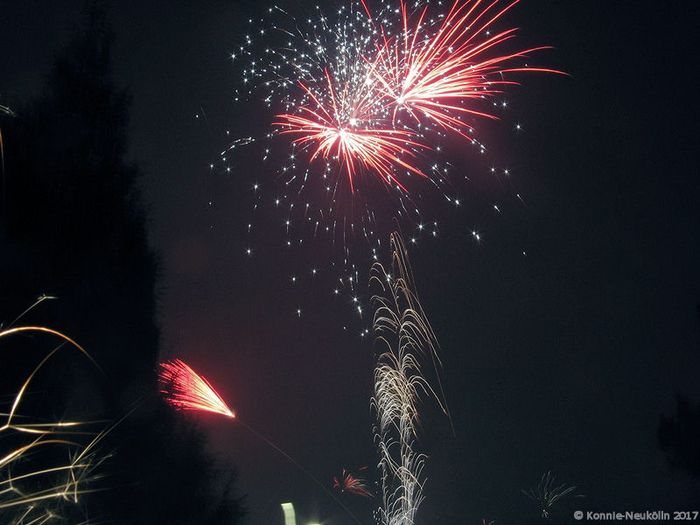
219, 0, 564, 308
234, 0, 560, 203
372, 0, 563, 138
333, 467, 373, 498
220, 0, 564, 323
159, 359, 235, 418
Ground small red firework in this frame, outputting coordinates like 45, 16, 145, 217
333, 468, 373, 498
159, 359, 235, 418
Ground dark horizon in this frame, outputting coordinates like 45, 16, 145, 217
2, 1, 700, 524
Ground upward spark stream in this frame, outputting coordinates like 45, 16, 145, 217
370, 232, 449, 525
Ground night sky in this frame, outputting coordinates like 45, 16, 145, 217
2, 1, 700, 524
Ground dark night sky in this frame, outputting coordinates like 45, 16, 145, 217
2, 1, 700, 524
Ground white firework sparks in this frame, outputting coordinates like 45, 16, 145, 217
370, 232, 449, 525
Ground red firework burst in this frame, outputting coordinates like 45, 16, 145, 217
274, 75, 429, 193
373, 0, 565, 137
159, 359, 235, 418
333, 468, 373, 497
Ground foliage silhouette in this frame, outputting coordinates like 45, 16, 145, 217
659, 395, 700, 478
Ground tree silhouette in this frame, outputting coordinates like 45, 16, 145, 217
659, 395, 700, 478
0, 4, 244, 523
658, 304, 700, 479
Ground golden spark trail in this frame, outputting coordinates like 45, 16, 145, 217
1, 323, 112, 524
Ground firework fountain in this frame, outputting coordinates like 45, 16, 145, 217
370, 232, 449, 525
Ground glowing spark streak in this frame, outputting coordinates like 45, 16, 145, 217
159, 359, 235, 418
0, 326, 97, 367
1, 322, 112, 522
0, 327, 100, 430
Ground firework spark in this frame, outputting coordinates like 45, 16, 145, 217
370, 232, 449, 525
159, 359, 235, 418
